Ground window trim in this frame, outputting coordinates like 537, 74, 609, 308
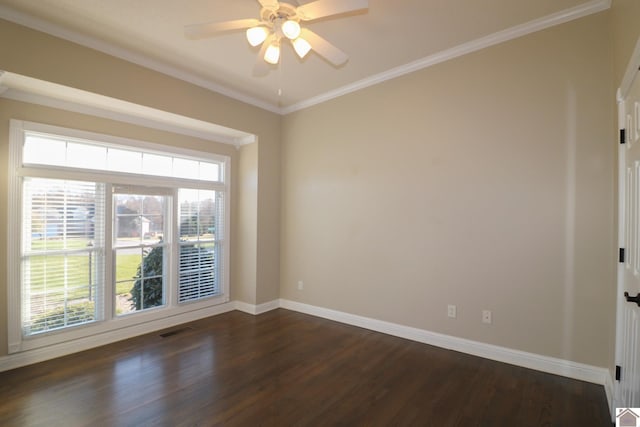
112, 186, 172, 316
7, 119, 231, 354
21, 178, 108, 335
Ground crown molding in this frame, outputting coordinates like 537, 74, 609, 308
618, 35, 640, 102
0, 71, 256, 147
282, 0, 611, 114
0, 0, 611, 116
0, 5, 281, 114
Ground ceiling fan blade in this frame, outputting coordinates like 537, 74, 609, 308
296, 0, 368, 21
301, 28, 348, 66
185, 19, 260, 39
253, 35, 275, 76
257, 0, 279, 10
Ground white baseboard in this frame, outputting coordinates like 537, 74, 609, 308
278, 299, 610, 387
234, 300, 280, 315
0, 295, 612, 404
605, 372, 615, 421
0, 302, 236, 373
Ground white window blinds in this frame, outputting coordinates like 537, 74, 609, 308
178, 189, 222, 302
21, 178, 105, 335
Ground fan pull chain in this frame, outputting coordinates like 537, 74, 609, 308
277, 51, 283, 98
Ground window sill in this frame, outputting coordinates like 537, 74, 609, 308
10, 295, 230, 354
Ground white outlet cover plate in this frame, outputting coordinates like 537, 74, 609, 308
447, 305, 456, 318
482, 310, 492, 324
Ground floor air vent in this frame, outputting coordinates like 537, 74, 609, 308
159, 327, 192, 338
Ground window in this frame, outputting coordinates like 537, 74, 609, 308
178, 189, 221, 303
8, 121, 230, 352
21, 178, 105, 335
113, 190, 169, 315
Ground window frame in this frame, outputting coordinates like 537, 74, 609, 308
112, 187, 172, 316
7, 120, 231, 354
21, 177, 108, 335
177, 188, 223, 304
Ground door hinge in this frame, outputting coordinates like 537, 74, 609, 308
621, 128, 627, 145
620, 248, 626, 263
616, 365, 621, 381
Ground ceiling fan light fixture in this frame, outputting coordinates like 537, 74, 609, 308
292, 37, 312, 58
264, 41, 281, 64
185, 0, 368, 72
246, 26, 268, 47
281, 19, 301, 40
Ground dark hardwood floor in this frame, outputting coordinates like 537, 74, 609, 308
0, 309, 611, 426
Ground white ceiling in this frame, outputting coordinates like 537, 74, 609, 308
0, 0, 609, 114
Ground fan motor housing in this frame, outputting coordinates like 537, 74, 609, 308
260, 2, 298, 24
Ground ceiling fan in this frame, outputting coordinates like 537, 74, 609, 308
184, 0, 368, 75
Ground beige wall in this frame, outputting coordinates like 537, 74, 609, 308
611, 0, 640, 88
256, 131, 282, 304
0, 19, 281, 355
1, 5, 635, 369
234, 142, 258, 304
281, 12, 614, 367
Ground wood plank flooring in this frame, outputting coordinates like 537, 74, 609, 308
0, 309, 611, 426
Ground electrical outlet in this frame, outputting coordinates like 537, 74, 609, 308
297, 280, 304, 290
482, 310, 492, 324
447, 304, 457, 318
